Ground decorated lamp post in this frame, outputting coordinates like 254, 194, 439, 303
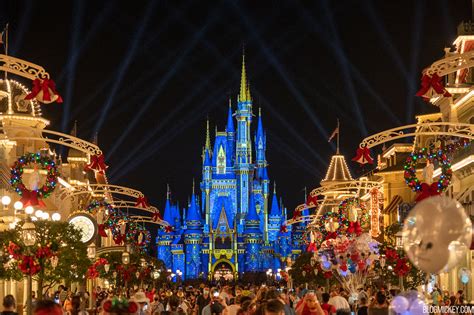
21, 220, 36, 315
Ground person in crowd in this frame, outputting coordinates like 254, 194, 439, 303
150, 294, 165, 315
58, 285, 68, 306
67, 295, 88, 315
357, 298, 368, 315
455, 290, 464, 305
328, 289, 350, 315
315, 287, 324, 304
1, 295, 18, 315
295, 292, 325, 315
132, 291, 151, 315
33, 300, 62, 315
198, 287, 212, 315
227, 295, 243, 315
202, 291, 227, 315
320, 293, 336, 315
264, 299, 286, 315
368, 292, 388, 315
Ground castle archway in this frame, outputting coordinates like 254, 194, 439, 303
211, 259, 235, 281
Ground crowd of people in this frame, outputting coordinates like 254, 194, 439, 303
0, 283, 470, 315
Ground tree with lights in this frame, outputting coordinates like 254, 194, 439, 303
0, 220, 90, 299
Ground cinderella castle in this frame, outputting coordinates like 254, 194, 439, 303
156, 55, 310, 280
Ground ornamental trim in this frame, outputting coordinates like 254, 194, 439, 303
358, 122, 473, 149
0, 54, 50, 80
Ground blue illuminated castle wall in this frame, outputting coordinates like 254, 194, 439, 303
156, 57, 308, 280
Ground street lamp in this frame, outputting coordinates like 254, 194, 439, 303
87, 243, 96, 259
1, 195, 11, 207
13, 201, 23, 211
121, 251, 130, 265
176, 269, 182, 284
21, 220, 36, 315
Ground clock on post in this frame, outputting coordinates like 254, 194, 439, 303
67, 212, 98, 245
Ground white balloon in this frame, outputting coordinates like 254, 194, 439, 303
403, 196, 472, 274
408, 299, 427, 315
390, 296, 409, 314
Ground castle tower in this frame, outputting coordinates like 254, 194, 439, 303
268, 183, 281, 242
244, 193, 262, 272
201, 120, 212, 233
235, 54, 253, 216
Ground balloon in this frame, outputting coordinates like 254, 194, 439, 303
408, 298, 427, 315
458, 267, 471, 284
390, 296, 409, 314
321, 260, 332, 271
403, 196, 472, 273
348, 263, 356, 273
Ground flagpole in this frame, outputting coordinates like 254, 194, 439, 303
3, 23, 8, 80
336, 118, 340, 154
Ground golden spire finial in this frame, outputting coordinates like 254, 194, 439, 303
192, 178, 195, 194
239, 52, 250, 102
167, 184, 171, 200
259, 107, 262, 117
205, 118, 211, 151
273, 181, 276, 194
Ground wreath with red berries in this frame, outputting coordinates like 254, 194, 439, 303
10, 152, 59, 199
403, 147, 452, 192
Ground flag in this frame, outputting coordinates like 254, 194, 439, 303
328, 121, 339, 142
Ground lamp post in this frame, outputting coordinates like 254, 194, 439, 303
21, 220, 36, 315
395, 231, 404, 291
176, 269, 182, 285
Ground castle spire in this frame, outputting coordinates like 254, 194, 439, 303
226, 98, 234, 133
239, 53, 251, 102
205, 119, 211, 151
166, 184, 171, 200
273, 181, 276, 194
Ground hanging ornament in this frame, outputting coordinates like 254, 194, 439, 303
415, 73, 451, 101
352, 146, 374, 165
10, 152, 59, 207
25, 78, 63, 104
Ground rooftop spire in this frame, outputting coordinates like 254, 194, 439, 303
70, 120, 78, 137
166, 184, 171, 200
273, 181, 276, 194
239, 52, 251, 102
205, 119, 211, 151
226, 98, 235, 133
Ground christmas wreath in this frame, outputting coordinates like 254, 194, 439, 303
126, 223, 151, 251
403, 147, 452, 193
318, 210, 349, 240
10, 152, 59, 206
87, 199, 114, 214
338, 197, 370, 234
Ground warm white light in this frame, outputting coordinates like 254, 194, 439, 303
52, 213, 61, 221
42, 212, 49, 220
13, 201, 23, 210
25, 206, 34, 215
31, 216, 38, 221
35, 210, 43, 218
1, 196, 11, 206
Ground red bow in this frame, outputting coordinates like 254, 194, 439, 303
20, 190, 46, 208
323, 271, 333, 279
306, 242, 317, 252
18, 255, 41, 275
326, 232, 338, 240
306, 194, 318, 207
416, 73, 451, 101
352, 147, 374, 165
113, 234, 125, 245
280, 225, 288, 233
36, 246, 53, 259
25, 78, 63, 104
394, 258, 411, 277
350, 253, 360, 263
347, 222, 362, 236
98, 224, 108, 238
135, 196, 150, 208
164, 225, 174, 233
385, 248, 399, 262
152, 210, 163, 222
7, 242, 21, 259
292, 209, 301, 220
84, 154, 108, 174
415, 182, 441, 202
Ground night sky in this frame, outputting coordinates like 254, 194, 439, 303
0, 0, 471, 214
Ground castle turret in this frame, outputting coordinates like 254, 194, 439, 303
268, 183, 281, 242
244, 193, 262, 272
157, 187, 173, 269
184, 188, 203, 280
226, 99, 235, 163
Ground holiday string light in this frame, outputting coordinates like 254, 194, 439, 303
370, 188, 380, 238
